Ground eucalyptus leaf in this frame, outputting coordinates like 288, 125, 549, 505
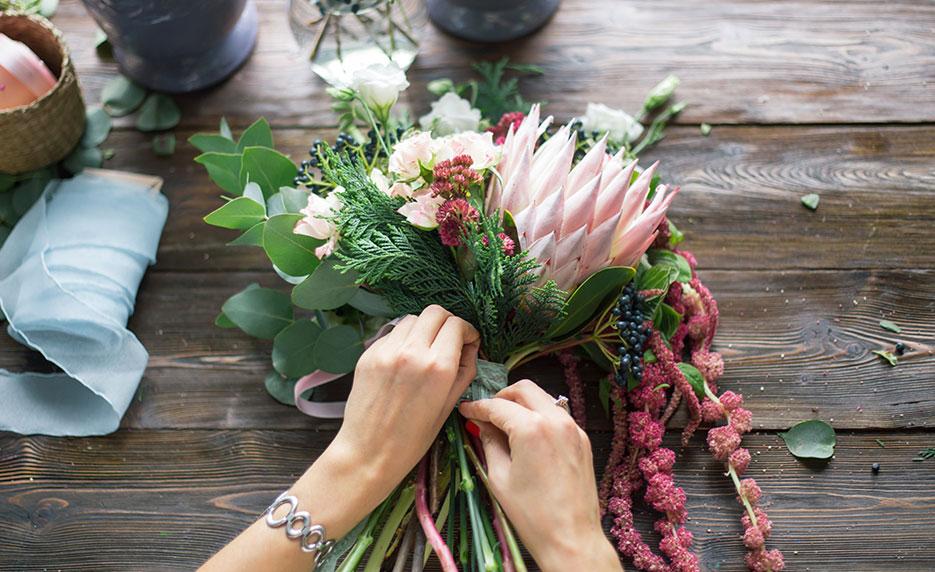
136, 94, 181, 132
879, 320, 902, 333
872, 350, 898, 366
347, 289, 395, 318
227, 222, 265, 247
214, 312, 237, 328
647, 249, 692, 282
264, 372, 298, 406
272, 319, 323, 378
204, 196, 267, 230
62, 146, 103, 174
243, 181, 266, 206
219, 117, 233, 140
81, 107, 112, 147
779, 419, 836, 459
652, 302, 682, 341
194, 152, 243, 195
240, 146, 297, 198
676, 362, 706, 398
189, 133, 237, 154
221, 285, 293, 339
237, 117, 274, 151
292, 260, 359, 311
263, 213, 323, 277
463, 360, 508, 401
101, 75, 146, 116
273, 265, 308, 285
548, 266, 636, 339
152, 133, 176, 157
312, 325, 363, 374
265, 192, 286, 217
801, 193, 820, 211
279, 186, 309, 213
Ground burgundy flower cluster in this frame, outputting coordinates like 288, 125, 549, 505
487, 111, 526, 145
431, 154, 482, 198
436, 198, 478, 247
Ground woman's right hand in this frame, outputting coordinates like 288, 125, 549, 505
459, 380, 622, 572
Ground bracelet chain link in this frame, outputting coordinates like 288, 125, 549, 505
264, 491, 336, 567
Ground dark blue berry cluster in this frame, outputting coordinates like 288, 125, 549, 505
294, 133, 357, 187
612, 282, 652, 387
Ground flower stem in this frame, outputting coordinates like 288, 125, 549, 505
337, 492, 395, 572
415, 454, 458, 572
448, 418, 497, 571
363, 484, 415, 572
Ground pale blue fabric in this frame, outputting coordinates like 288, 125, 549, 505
0, 172, 168, 436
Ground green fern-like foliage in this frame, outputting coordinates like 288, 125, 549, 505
319, 150, 564, 362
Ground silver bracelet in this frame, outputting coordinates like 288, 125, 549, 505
264, 491, 335, 566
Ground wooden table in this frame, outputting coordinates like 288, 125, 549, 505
2, 1, 934, 570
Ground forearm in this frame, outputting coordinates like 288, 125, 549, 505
200, 444, 389, 572
535, 530, 623, 572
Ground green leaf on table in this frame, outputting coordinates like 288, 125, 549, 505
779, 419, 836, 459
189, 133, 237, 154
879, 320, 902, 333
11, 176, 49, 215
272, 319, 324, 378
194, 152, 243, 195
204, 196, 266, 230
676, 362, 706, 398
101, 75, 146, 116
263, 213, 323, 277
872, 350, 898, 366
347, 289, 395, 318
264, 372, 298, 406
221, 284, 294, 339
62, 146, 103, 174
152, 133, 176, 157
136, 93, 181, 132
548, 266, 636, 339
280, 186, 309, 213
237, 118, 274, 151
242, 181, 266, 207
292, 259, 359, 311
700, 123, 712, 136
647, 249, 692, 282
214, 312, 237, 328
240, 146, 297, 198
227, 221, 265, 247
652, 302, 682, 340
312, 325, 363, 374
801, 193, 820, 211
81, 107, 112, 147
94, 29, 112, 58
219, 117, 233, 140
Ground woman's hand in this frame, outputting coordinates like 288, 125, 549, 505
459, 380, 622, 572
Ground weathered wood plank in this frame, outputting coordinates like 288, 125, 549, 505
0, 270, 929, 430
1, 430, 932, 571
95, 125, 935, 273
52, 0, 935, 127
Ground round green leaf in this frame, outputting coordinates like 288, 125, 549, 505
204, 196, 267, 230
194, 152, 243, 196
313, 325, 363, 374
214, 312, 237, 328
221, 285, 293, 339
237, 118, 274, 151
272, 319, 323, 377
779, 419, 836, 459
228, 222, 265, 247
62, 146, 103, 175
240, 146, 297, 198
263, 213, 323, 277
647, 249, 692, 283
264, 372, 298, 406
102, 75, 146, 117
152, 133, 176, 157
548, 266, 636, 339
292, 260, 359, 311
348, 288, 395, 318
676, 362, 706, 398
136, 94, 181, 132
189, 133, 237, 154
81, 107, 112, 147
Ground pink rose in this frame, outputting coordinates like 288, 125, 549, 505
397, 193, 445, 230
294, 187, 343, 258
388, 132, 436, 180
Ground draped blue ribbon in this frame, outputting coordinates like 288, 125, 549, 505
0, 171, 168, 436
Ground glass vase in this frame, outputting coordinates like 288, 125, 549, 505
289, 0, 425, 87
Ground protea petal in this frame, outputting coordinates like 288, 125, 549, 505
576, 212, 619, 282
592, 160, 636, 229
565, 135, 607, 195
550, 260, 580, 292
529, 187, 565, 243
561, 181, 596, 237
611, 230, 658, 268
527, 232, 557, 274
555, 225, 587, 267
613, 161, 658, 246
530, 129, 576, 206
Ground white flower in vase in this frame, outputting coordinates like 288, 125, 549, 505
419, 92, 482, 136
579, 102, 644, 145
351, 62, 409, 114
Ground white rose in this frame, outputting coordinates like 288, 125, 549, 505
579, 102, 644, 144
388, 131, 436, 180
436, 131, 499, 170
419, 92, 481, 136
351, 62, 409, 111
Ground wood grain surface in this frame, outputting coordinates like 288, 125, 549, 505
1, 0, 933, 571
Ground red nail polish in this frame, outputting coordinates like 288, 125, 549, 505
465, 420, 480, 438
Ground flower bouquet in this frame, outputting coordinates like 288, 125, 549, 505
194, 59, 783, 572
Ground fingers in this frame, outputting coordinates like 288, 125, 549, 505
496, 379, 561, 416
459, 398, 534, 437
474, 420, 511, 492
433, 317, 480, 396
386, 314, 418, 347
407, 305, 453, 347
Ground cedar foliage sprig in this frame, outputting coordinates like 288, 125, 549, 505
319, 149, 564, 362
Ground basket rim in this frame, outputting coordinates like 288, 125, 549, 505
0, 11, 76, 116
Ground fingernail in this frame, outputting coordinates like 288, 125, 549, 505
465, 420, 480, 438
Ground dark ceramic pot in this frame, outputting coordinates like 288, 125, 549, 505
79, 0, 258, 93
426, 0, 560, 43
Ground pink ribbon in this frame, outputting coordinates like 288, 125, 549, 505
293, 319, 399, 418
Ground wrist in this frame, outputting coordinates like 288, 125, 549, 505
536, 529, 620, 572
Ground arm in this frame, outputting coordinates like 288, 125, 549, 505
460, 380, 623, 572
201, 305, 480, 572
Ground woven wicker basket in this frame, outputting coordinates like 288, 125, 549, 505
0, 12, 85, 174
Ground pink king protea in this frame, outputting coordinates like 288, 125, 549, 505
486, 104, 679, 291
